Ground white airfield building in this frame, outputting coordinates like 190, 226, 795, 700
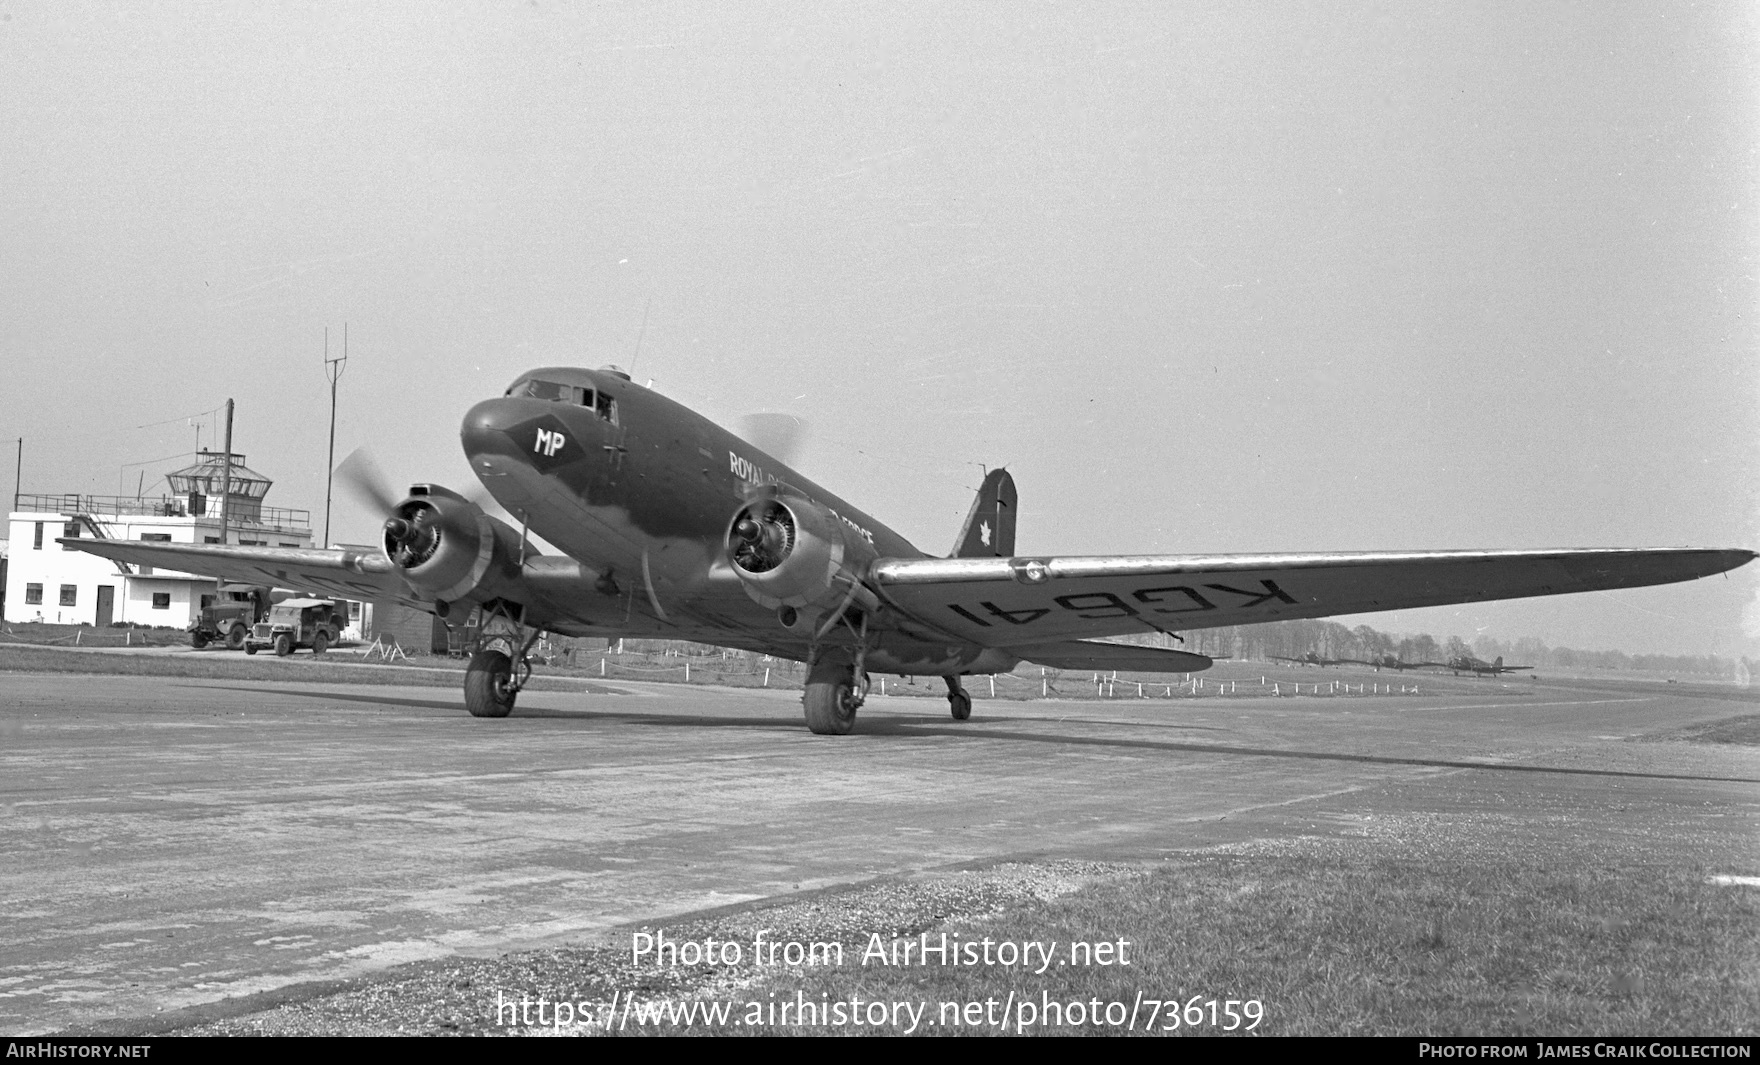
3, 452, 314, 628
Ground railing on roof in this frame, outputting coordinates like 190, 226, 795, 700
13, 493, 312, 532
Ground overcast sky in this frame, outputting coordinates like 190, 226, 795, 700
2, 2, 1755, 659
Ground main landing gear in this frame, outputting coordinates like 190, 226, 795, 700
803, 647, 868, 735
463, 602, 541, 719
945, 675, 972, 721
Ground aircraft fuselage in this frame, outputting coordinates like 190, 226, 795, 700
459, 367, 1003, 674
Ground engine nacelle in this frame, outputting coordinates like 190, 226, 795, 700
382, 485, 524, 605
726, 489, 878, 613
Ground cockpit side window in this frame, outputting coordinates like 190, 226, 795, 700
595, 391, 618, 425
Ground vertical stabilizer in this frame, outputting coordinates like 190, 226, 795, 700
951, 468, 1017, 558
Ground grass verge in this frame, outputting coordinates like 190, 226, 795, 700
619, 849, 1758, 1037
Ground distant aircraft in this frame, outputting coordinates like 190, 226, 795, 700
1346, 655, 1443, 672
1445, 655, 1533, 677
65, 363, 1751, 734
1270, 652, 1353, 668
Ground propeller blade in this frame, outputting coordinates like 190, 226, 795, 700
334, 447, 400, 516
737, 412, 809, 469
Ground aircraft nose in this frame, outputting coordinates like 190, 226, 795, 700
460, 397, 527, 458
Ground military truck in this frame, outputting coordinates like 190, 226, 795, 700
188, 584, 268, 649
243, 598, 342, 657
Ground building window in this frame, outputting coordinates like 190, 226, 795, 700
239, 539, 266, 546
152, 593, 171, 609
140, 533, 171, 542
59, 585, 77, 607
25, 584, 42, 605
279, 542, 299, 548
33, 522, 43, 549
203, 536, 221, 544
62, 522, 80, 549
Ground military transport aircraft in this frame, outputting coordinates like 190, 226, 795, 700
66, 364, 1753, 735
1444, 655, 1533, 677
1270, 652, 1354, 668
1346, 655, 1444, 672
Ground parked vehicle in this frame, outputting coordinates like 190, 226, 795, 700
188, 585, 268, 649
243, 598, 341, 657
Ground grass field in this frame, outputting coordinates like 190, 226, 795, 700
619, 849, 1760, 1037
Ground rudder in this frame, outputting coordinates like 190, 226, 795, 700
951, 468, 1016, 558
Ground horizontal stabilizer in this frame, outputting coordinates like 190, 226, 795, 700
1011, 640, 1213, 673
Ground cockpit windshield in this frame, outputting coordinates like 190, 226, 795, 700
507, 377, 619, 424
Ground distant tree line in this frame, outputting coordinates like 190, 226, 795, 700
1115, 619, 1756, 680
549, 624, 1755, 681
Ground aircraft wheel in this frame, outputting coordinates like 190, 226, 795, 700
803, 679, 860, 735
949, 689, 972, 721
312, 631, 329, 655
802, 650, 861, 735
274, 634, 292, 657
189, 632, 209, 649
465, 649, 517, 718
224, 624, 247, 651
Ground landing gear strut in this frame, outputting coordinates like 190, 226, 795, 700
803, 647, 869, 735
945, 675, 972, 721
463, 602, 540, 719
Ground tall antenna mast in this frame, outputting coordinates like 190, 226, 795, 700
628, 298, 652, 378
323, 324, 349, 548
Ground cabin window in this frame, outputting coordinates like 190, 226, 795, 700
25, 584, 42, 605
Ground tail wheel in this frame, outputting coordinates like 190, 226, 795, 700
312, 631, 329, 655
224, 624, 247, 650
465, 649, 517, 718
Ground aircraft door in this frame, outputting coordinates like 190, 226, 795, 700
595, 390, 628, 482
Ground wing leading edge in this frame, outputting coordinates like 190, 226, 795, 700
61, 539, 420, 607
872, 548, 1754, 648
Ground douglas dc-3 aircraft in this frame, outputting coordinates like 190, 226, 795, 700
1270, 652, 1354, 668
67, 365, 1754, 734
1444, 655, 1533, 677
1347, 655, 1443, 672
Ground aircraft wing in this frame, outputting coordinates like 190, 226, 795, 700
1007, 640, 1213, 672
60, 539, 424, 607
871, 548, 1754, 648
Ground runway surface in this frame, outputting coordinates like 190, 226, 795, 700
2, 671, 1756, 1033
